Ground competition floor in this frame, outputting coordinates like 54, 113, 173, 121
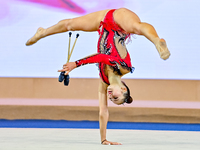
1, 120, 200, 150
0, 128, 200, 150
1, 98, 200, 150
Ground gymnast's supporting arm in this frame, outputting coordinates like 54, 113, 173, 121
98, 80, 122, 145
98, 81, 109, 145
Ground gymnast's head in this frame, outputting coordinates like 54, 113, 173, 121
107, 81, 133, 105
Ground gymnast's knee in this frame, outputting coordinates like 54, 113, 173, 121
129, 22, 143, 35
58, 19, 75, 31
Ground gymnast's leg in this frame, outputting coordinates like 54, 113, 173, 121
114, 8, 170, 60
25, 9, 110, 46
135, 22, 170, 60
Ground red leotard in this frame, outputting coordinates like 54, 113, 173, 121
75, 9, 133, 84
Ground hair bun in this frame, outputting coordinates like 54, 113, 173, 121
126, 96, 133, 104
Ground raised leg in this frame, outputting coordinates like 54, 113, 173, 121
136, 22, 170, 60
114, 8, 170, 60
26, 9, 110, 46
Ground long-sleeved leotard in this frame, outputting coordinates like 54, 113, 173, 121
75, 9, 134, 84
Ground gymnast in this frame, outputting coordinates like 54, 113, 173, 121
26, 8, 170, 145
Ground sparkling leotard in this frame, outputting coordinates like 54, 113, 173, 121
75, 9, 133, 84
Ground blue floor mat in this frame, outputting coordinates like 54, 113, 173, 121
0, 119, 200, 131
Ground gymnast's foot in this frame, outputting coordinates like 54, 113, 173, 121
155, 38, 170, 60
25, 27, 45, 46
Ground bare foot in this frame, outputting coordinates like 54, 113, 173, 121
25, 27, 45, 46
155, 39, 171, 60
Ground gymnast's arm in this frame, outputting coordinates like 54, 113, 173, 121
98, 80, 109, 144
75, 53, 121, 67
98, 80, 122, 145
58, 53, 121, 74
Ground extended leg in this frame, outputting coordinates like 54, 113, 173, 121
136, 22, 170, 60
114, 8, 170, 60
26, 9, 110, 46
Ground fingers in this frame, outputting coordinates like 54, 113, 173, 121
58, 69, 64, 72
58, 62, 76, 75
112, 142, 122, 145
102, 141, 110, 145
58, 64, 69, 72
57, 68, 70, 75
64, 71, 69, 75
57, 69, 70, 75
102, 141, 122, 145
57, 68, 68, 72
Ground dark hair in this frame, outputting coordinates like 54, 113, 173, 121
122, 81, 133, 104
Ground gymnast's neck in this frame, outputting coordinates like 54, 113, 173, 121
108, 70, 123, 86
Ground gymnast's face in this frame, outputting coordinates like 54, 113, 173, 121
107, 85, 127, 105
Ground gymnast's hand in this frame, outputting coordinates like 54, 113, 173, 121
102, 140, 122, 145
58, 62, 77, 75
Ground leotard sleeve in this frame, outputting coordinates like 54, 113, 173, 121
75, 53, 121, 67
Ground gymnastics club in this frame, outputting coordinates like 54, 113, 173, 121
64, 33, 79, 86
58, 32, 79, 86
68, 33, 79, 62
58, 32, 73, 84
67, 32, 72, 63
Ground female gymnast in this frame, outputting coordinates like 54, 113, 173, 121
26, 8, 170, 145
